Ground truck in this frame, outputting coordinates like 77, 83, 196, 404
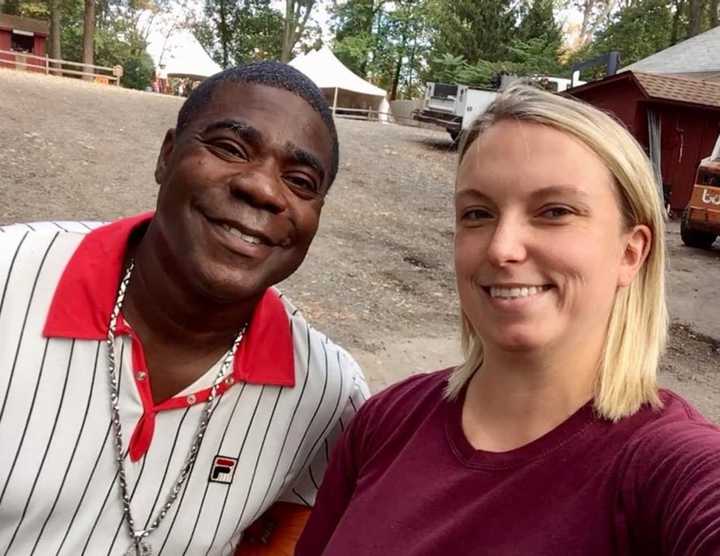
413, 77, 577, 141
413, 83, 498, 141
681, 134, 720, 249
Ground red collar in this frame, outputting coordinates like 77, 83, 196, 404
43, 212, 295, 387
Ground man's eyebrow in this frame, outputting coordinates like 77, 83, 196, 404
201, 119, 263, 146
285, 143, 326, 184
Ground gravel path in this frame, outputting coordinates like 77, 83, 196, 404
1, 68, 718, 420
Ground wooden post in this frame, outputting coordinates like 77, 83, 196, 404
45, 55, 49, 75
332, 87, 338, 117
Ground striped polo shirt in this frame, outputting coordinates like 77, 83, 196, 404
0, 214, 369, 556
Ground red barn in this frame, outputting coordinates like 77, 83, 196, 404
567, 71, 720, 212
0, 14, 49, 72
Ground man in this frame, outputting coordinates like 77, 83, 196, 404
0, 61, 368, 555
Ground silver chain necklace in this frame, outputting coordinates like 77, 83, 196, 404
106, 260, 246, 556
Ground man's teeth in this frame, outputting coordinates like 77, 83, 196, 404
221, 223, 262, 245
489, 286, 546, 299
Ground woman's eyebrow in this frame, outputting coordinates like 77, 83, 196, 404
529, 184, 592, 200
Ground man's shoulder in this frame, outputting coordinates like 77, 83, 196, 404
1, 220, 103, 236
278, 291, 367, 387
0, 221, 102, 274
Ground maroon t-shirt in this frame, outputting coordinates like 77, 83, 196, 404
296, 370, 720, 555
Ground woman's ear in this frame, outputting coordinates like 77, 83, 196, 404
618, 224, 652, 288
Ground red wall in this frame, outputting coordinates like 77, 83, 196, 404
657, 104, 720, 209
33, 35, 46, 56
0, 30, 13, 68
571, 79, 646, 137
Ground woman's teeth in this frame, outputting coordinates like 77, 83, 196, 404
222, 223, 262, 245
489, 285, 547, 299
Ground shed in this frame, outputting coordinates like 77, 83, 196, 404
567, 71, 720, 211
0, 14, 48, 71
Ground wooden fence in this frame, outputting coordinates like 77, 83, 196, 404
0, 49, 122, 85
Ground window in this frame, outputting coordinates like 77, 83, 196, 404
11, 31, 34, 53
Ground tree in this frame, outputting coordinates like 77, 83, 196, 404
194, 0, 283, 67
426, 0, 517, 66
281, 0, 315, 62
582, 0, 673, 66
82, 0, 95, 78
49, 0, 62, 69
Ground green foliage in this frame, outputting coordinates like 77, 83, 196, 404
330, 0, 431, 99
194, 0, 283, 68
590, 0, 673, 67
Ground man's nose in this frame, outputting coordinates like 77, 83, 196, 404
485, 216, 527, 267
229, 163, 288, 214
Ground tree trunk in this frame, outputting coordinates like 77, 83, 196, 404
49, 0, 62, 73
281, 0, 314, 62
671, 0, 685, 44
82, 0, 95, 80
220, 0, 229, 67
579, 0, 596, 46
710, 0, 718, 27
688, 0, 703, 37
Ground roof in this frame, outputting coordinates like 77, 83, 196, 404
569, 70, 720, 110
634, 72, 720, 108
146, 29, 221, 79
0, 14, 49, 36
622, 26, 720, 75
289, 47, 386, 97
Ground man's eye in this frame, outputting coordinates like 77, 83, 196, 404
209, 141, 246, 159
285, 175, 319, 194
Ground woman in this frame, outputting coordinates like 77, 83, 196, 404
295, 84, 720, 555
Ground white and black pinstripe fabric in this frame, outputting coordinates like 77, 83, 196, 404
0, 220, 369, 556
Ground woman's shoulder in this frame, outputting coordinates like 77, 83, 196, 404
362, 367, 454, 416
622, 389, 720, 476
348, 368, 455, 447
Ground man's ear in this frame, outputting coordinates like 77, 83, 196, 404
618, 224, 652, 288
155, 129, 176, 185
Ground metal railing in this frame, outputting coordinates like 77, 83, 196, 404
0, 49, 121, 85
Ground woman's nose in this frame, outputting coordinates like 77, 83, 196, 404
485, 217, 527, 267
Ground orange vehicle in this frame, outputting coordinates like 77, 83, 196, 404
681, 138, 720, 249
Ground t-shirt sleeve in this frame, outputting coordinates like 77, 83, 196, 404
626, 415, 720, 554
294, 390, 374, 555
278, 353, 370, 508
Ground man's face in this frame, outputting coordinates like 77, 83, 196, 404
153, 81, 334, 303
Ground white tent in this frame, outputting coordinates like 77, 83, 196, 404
147, 29, 222, 80
290, 46, 389, 119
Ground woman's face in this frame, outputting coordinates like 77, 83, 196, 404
455, 119, 648, 356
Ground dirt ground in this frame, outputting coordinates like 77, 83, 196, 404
1, 68, 718, 421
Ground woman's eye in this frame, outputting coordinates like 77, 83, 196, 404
541, 206, 574, 218
462, 208, 493, 221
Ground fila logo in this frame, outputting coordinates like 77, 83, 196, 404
209, 455, 238, 484
702, 188, 720, 205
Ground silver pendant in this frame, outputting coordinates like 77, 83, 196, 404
124, 539, 153, 556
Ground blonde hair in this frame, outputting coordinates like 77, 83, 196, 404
447, 83, 668, 421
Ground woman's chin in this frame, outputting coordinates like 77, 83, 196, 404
483, 329, 551, 354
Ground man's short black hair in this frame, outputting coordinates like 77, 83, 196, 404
177, 61, 339, 188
